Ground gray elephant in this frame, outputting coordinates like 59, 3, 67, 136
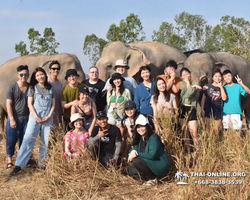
0, 53, 85, 131
96, 41, 187, 82
183, 52, 250, 123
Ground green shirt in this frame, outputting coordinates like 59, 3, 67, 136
132, 134, 170, 178
61, 83, 86, 119
179, 81, 200, 108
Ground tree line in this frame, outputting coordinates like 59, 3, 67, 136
15, 12, 250, 64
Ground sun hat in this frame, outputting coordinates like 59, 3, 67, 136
113, 59, 130, 70
78, 86, 89, 94
65, 69, 79, 80
135, 114, 149, 126
109, 73, 125, 85
96, 111, 107, 119
69, 113, 84, 129
125, 100, 136, 109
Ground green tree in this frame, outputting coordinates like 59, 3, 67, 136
15, 41, 29, 56
15, 27, 59, 56
152, 22, 187, 50
152, 12, 221, 52
213, 15, 250, 61
106, 13, 146, 42
83, 34, 108, 65
83, 13, 145, 65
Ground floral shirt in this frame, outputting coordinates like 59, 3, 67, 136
64, 129, 89, 154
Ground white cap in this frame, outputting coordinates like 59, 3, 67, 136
114, 59, 130, 70
135, 114, 149, 126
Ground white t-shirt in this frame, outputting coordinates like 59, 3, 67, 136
150, 94, 175, 111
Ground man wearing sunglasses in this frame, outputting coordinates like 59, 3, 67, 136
48, 60, 63, 124
5, 65, 30, 170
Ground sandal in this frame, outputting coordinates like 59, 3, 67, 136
142, 179, 158, 187
6, 163, 14, 170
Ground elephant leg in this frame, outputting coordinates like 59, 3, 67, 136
244, 108, 250, 130
0, 106, 7, 133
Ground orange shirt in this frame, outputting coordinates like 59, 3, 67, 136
156, 74, 181, 106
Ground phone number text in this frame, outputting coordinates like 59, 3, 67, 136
194, 180, 243, 185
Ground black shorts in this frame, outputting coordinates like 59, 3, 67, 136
204, 103, 222, 120
180, 105, 197, 121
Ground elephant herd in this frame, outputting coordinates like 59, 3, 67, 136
1, 41, 250, 127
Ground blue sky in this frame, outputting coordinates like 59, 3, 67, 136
1, 0, 249, 73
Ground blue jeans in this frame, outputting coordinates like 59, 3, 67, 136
15, 85, 53, 167
6, 119, 28, 157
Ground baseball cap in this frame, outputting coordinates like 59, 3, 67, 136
125, 100, 136, 109
135, 114, 149, 126
78, 86, 89, 94
96, 111, 107, 119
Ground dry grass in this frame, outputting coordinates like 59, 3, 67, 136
0, 114, 249, 200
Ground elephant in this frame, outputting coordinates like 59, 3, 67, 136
0, 53, 85, 131
96, 41, 187, 82
183, 52, 250, 124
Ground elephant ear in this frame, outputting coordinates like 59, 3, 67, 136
125, 44, 150, 74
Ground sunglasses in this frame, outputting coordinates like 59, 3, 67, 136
19, 73, 28, 77
51, 68, 60, 71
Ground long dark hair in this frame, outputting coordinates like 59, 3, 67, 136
30, 67, 52, 89
111, 78, 125, 95
153, 77, 170, 103
132, 124, 154, 146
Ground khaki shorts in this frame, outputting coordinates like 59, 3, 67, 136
223, 114, 242, 130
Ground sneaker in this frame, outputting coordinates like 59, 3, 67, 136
9, 166, 22, 177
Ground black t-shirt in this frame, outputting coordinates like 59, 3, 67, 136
204, 84, 223, 106
91, 125, 122, 155
82, 79, 106, 111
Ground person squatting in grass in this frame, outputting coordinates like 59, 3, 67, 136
201, 68, 227, 140
179, 67, 201, 153
5, 65, 30, 170
106, 73, 131, 155
87, 111, 122, 166
123, 114, 170, 187
9, 67, 55, 176
64, 113, 89, 161
150, 77, 177, 135
71, 86, 97, 136
222, 70, 250, 131
121, 100, 147, 156
134, 65, 154, 127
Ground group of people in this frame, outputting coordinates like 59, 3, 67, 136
5, 58, 250, 186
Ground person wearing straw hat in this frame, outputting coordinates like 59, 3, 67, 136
123, 115, 169, 187
64, 113, 89, 159
102, 59, 137, 97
